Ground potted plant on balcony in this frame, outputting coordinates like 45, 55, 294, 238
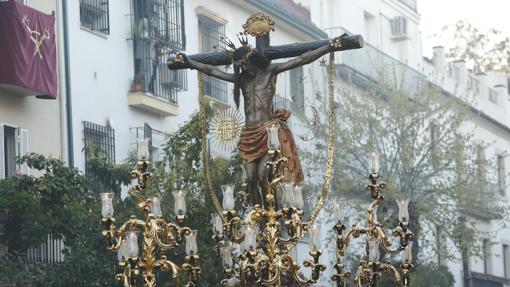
130, 71, 145, 93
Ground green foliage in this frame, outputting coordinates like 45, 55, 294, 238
410, 264, 455, 287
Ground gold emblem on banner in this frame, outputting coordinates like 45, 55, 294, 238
21, 15, 51, 59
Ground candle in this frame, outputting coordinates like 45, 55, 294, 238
266, 124, 280, 150
137, 138, 150, 160
220, 243, 233, 268
100, 192, 114, 217
369, 152, 380, 173
185, 230, 198, 255
150, 197, 162, 217
282, 182, 296, 208
242, 224, 257, 252
396, 199, 410, 222
310, 223, 321, 251
293, 184, 304, 209
172, 190, 187, 215
221, 184, 235, 211
334, 203, 344, 222
125, 231, 139, 258
211, 213, 223, 235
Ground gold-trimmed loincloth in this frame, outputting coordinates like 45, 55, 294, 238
237, 109, 304, 183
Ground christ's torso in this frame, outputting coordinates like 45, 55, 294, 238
240, 67, 277, 125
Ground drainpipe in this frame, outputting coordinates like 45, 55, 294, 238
61, 0, 74, 167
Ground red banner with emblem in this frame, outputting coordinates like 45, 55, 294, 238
0, 0, 57, 99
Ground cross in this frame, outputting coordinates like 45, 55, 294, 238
167, 13, 363, 208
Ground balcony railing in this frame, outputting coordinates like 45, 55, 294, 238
129, 0, 186, 104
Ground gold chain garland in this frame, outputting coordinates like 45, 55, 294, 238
199, 53, 336, 227
199, 72, 226, 222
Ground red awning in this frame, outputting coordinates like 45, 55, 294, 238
0, 0, 57, 99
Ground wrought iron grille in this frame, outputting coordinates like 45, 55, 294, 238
129, 0, 185, 50
198, 14, 228, 102
130, 0, 187, 103
27, 234, 65, 265
83, 121, 115, 167
80, 0, 110, 34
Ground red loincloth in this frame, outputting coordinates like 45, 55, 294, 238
237, 109, 304, 183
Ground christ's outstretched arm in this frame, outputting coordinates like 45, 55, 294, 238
173, 53, 236, 83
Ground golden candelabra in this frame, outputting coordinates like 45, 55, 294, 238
331, 153, 414, 287
212, 124, 326, 287
100, 139, 201, 287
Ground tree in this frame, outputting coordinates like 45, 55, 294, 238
441, 20, 510, 79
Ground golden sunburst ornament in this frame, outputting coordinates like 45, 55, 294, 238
210, 108, 244, 151
243, 13, 275, 37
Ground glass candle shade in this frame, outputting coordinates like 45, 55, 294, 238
137, 138, 150, 160
117, 241, 126, 261
403, 241, 413, 264
211, 213, 223, 235
369, 152, 380, 174
266, 124, 280, 150
293, 184, 304, 209
367, 238, 380, 262
309, 223, 321, 251
150, 197, 162, 217
220, 244, 233, 268
185, 230, 198, 255
242, 224, 257, 252
396, 199, 410, 222
172, 190, 187, 215
282, 182, 296, 208
334, 203, 345, 222
222, 184, 235, 211
125, 231, 139, 258
100, 193, 114, 217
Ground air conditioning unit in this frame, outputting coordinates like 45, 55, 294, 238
391, 16, 409, 40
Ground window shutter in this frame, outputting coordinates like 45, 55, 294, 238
0, 124, 4, 179
16, 128, 29, 175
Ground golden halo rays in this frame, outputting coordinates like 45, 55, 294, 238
210, 108, 244, 151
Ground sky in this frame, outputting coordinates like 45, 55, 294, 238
419, 0, 510, 58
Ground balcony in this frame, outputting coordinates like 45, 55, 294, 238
0, 1, 57, 99
128, 0, 186, 116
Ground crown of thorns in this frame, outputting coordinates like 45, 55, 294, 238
219, 33, 254, 66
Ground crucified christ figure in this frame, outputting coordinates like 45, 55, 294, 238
168, 14, 363, 207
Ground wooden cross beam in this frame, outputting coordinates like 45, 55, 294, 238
167, 34, 364, 70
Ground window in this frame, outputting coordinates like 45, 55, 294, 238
482, 239, 492, 274
198, 14, 228, 102
290, 66, 304, 111
391, 16, 408, 39
131, 0, 187, 103
0, 124, 28, 179
468, 76, 480, 95
498, 154, 506, 195
489, 88, 498, 104
504, 244, 510, 279
83, 121, 115, 181
80, 0, 110, 34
